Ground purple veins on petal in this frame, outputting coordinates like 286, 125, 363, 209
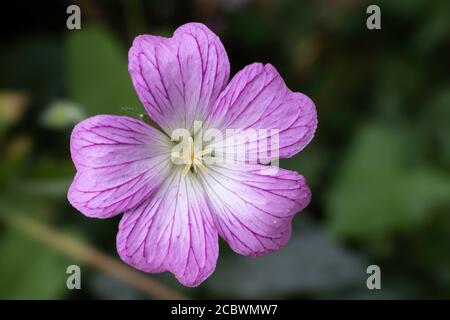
68, 115, 173, 218
68, 22, 318, 287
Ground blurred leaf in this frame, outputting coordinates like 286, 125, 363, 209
40, 100, 85, 129
0, 136, 32, 186
424, 86, 450, 167
326, 123, 450, 241
0, 229, 68, 299
31, 158, 75, 179
12, 178, 72, 199
407, 209, 450, 291
65, 25, 142, 117
206, 219, 366, 298
0, 91, 29, 130
403, 169, 450, 217
374, 54, 425, 119
412, 1, 450, 54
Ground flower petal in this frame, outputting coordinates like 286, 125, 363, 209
68, 115, 172, 218
117, 169, 219, 287
206, 63, 317, 162
129, 22, 230, 135
199, 164, 311, 256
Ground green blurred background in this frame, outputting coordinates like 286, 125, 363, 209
0, 0, 449, 299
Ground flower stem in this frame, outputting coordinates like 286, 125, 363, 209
0, 208, 187, 300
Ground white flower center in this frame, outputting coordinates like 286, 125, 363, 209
171, 136, 211, 176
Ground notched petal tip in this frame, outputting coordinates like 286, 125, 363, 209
127, 22, 230, 135
115, 171, 219, 287
208, 61, 318, 162
173, 21, 219, 38
201, 164, 312, 257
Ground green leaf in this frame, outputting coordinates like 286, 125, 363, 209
326, 123, 450, 241
65, 25, 142, 117
0, 229, 69, 299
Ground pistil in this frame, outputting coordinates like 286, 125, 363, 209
172, 136, 209, 176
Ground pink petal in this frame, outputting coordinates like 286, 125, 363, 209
117, 170, 219, 287
128, 22, 230, 135
68, 115, 172, 218
199, 164, 311, 256
206, 63, 317, 162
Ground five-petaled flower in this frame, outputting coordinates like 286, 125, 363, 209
68, 22, 317, 287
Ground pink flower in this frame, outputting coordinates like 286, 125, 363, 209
68, 23, 317, 287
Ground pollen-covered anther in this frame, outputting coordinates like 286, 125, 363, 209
172, 136, 209, 176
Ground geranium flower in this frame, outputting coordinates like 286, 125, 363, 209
68, 23, 317, 287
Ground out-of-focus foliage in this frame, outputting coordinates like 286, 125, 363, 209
207, 218, 367, 298
327, 123, 450, 241
0, 0, 449, 299
40, 100, 85, 130
65, 25, 142, 117
0, 92, 29, 132
0, 230, 69, 299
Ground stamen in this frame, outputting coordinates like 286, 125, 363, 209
188, 136, 194, 161
200, 148, 213, 156
181, 163, 191, 176
194, 159, 208, 174
171, 151, 184, 159
175, 135, 209, 176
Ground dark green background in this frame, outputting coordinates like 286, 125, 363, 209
0, 0, 449, 299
